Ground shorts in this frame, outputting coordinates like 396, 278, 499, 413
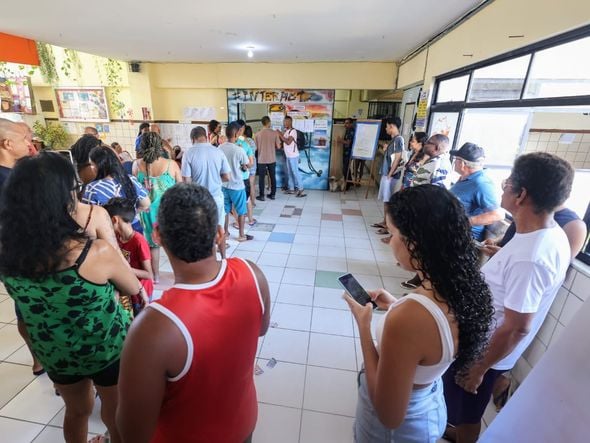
213, 193, 226, 227
223, 187, 247, 216
48, 358, 120, 387
244, 179, 251, 199
443, 361, 505, 425
15, 304, 23, 321
377, 176, 396, 203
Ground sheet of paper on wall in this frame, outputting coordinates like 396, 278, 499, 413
313, 119, 328, 131
293, 119, 306, 132
183, 107, 215, 121
270, 112, 284, 129
304, 119, 314, 133
559, 133, 576, 144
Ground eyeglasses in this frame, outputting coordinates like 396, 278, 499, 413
72, 181, 83, 192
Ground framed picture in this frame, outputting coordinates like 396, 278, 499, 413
55, 87, 110, 122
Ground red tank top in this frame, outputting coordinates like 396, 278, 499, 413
149, 258, 264, 443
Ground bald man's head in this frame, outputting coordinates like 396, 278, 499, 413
0, 118, 34, 165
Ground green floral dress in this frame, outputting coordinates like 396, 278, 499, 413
3, 240, 131, 375
138, 160, 177, 248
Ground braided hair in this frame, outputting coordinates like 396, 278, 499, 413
139, 132, 164, 178
386, 185, 495, 374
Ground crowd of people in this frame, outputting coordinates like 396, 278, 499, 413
0, 114, 586, 442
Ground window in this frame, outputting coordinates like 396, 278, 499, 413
436, 75, 470, 103
468, 55, 531, 102
456, 109, 530, 166
524, 35, 590, 99
429, 112, 459, 144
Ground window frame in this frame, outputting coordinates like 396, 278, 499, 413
428, 23, 590, 263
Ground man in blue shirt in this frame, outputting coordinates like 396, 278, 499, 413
182, 126, 231, 257
449, 143, 503, 241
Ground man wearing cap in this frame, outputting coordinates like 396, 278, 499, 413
449, 142, 504, 241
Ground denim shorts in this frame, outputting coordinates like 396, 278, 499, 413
354, 371, 446, 443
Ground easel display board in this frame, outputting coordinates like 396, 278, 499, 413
351, 120, 381, 160
345, 120, 382, 198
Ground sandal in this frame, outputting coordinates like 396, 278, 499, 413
237, 234, 254, 242
296, 191, 307, 198
88, 435, 110, 443
493, 375, 512, 412
248, 219, 257, 226
232, 222, 239, 230
380, 236, 392, 244
33, 368, 46, 376
371, 222, 386, 229
376, 228, 389, 235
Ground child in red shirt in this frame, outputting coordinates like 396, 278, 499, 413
104, 198, 154, 311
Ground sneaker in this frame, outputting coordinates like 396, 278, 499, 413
256, 196, 265, 202
266, 194, 275, 200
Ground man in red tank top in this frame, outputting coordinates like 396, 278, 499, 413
116, 183, 271, 443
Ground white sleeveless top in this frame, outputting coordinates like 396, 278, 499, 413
375, 293, 455, 385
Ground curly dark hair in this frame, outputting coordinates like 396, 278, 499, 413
386, 185, 495, 373
70, 134, 102, 168
157, 183, 218, 263
0, 152, 86, 279
510, 152, 574, 214
89, 145, 137, 202
139, 132, 164, 177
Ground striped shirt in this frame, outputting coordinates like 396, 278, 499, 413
82, 176, 148, 223
410, 153, 452, 188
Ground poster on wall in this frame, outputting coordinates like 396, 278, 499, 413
228, 89, 335, 190
0, 77, 35, 114
415, 90, 429, 129
429, 112, 459, 144
55, 87, 109, 122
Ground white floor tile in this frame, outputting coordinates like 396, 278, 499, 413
297, 226, 320, 235
316, 258, 348, 272
345, 248, 375, 261
258, 252, 289, 267
355, 275, 383, 291
271, 304, 312, 332
277, 284, 314, 306
264, 242, 292, 254
303, 366, 357, 416
258, 265, 285, 283
0, 362, 36, 409
0, 298, 16, 323
344, 229, 370, 239
318, 246, 347, 258
347, 260, 379, 276
282, 268, 316, 286
5, 344, 33, 366
320, 229, 345, 238
268, 282, 280, 300
344, 238, 370, 249
286, 254, 318, 270
0, 374, 65, 424
260, 328, 310, 364
253, 404, 301, 443
300, 410, 355, 443
0, 324, 26, 360
319, 236, 345, 247
377, 261, 413, 278
294, 234, 320, 245
237, 240, 267, 252
311, 308, 354, 337
0, 417, 44, 443
255, 359, 306, 408
314, 287, 348, 311
231, 250, 262, 262
308, 333, 357, 371
382, 276, 409, 295
290, 243, 318, 256
274, 224, 298, 234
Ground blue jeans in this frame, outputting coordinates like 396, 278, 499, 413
355, 372, 446, 443
285, 156, 302, 191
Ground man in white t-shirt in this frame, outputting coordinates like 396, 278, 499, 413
443, 152, 574, 443
277, 116, 306, 198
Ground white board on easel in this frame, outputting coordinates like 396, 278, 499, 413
351, 120, 382, 160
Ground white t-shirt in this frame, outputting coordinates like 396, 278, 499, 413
283, 128, 299, 158
482, 225, 570, 370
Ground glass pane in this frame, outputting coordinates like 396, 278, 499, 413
456, 109, 530, 166
524, 35, 590, 98
436, 75, 469, 103
468, 55, 531, 102
429, 112, 460, 145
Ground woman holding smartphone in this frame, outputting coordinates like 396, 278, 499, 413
344, 185, 494, 443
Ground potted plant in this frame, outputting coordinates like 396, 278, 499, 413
32, 121, 70, 149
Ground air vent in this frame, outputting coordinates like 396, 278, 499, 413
40, 100, 55, 112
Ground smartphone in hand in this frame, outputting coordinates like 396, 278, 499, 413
473, 240, 485, 249
338, 273, 377, 308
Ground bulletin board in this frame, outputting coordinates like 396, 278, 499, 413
55, 87, 110, 122
351, 120, 382, 160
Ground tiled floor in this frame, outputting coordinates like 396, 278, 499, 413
0, 188, 496, 442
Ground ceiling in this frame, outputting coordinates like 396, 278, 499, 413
1, 0, 486, 63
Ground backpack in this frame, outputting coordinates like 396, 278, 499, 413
295, 129, 307, 150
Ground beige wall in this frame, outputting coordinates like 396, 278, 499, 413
397, 0, 590, 89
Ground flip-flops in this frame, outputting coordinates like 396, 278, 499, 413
380, 236, 392, 244
296, 191, 307, 198
248, 219, 257, 226
237, 234, 254, 242
33, 368, 45, 376
376, 228, 389, 235
371, 222, 386, 229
